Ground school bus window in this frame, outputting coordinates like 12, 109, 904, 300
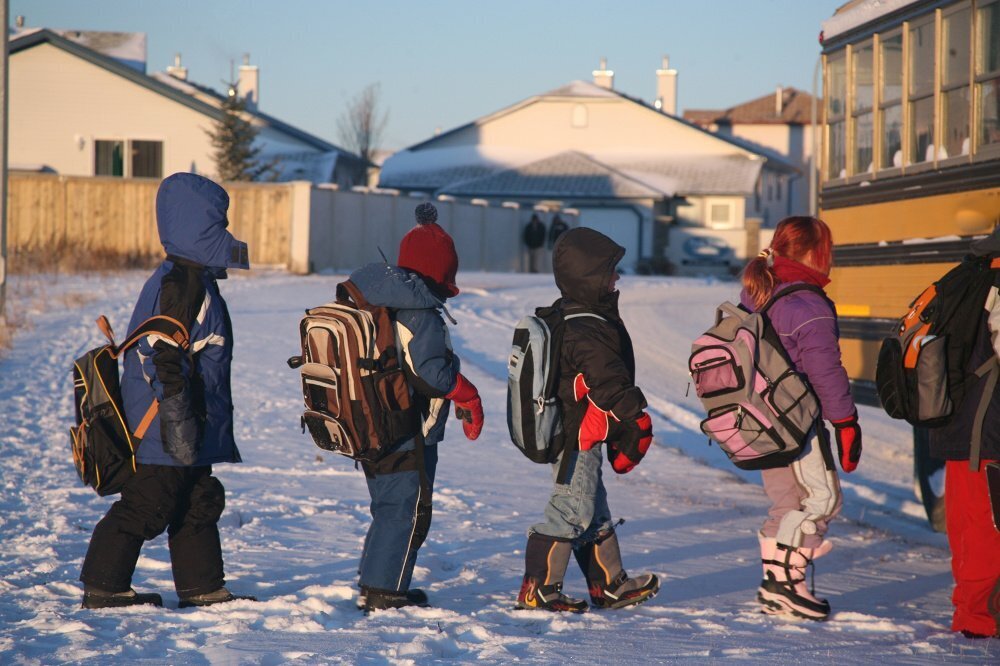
909, 17, 936, 164
852, 39, 875, 174
879, 30, 904, 168
941, 4, 972, 159
827, 50, 847, 179
976, 0, 1000, 151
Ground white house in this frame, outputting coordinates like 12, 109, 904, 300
685, 87, 820, 218
379, 61, 796, 274
10, 28, 365, 185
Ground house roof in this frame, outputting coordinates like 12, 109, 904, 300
11, 28, 361, 162
683, 87, 820, 126
440, 151, 676, 199
613, 155, 765, 196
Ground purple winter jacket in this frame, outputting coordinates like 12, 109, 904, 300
740, 282, 856, 422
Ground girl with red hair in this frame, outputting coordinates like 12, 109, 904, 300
741, 216, 861, 620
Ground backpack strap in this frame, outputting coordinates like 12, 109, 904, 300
761, 284, 830, 314
970, 356, 1000, 472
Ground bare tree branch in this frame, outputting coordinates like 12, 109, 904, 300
337, 83, 389, 164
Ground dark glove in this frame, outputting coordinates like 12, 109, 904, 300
607, 412, 653, 474
158, 392, 202, 465
445, 373, 483, 441
831, 412, 862, 473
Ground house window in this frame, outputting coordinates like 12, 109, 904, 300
131, 140, 163, 178
707, 200, 736, 229
942, 4, 972, 159
852, 39, 875, 173
826, 50, 847, 178
95, 140, 124, 177
908, 17, 936, 164
94, 139, 163, 178
879, 30, 904, 168
976, 0, 1000, 151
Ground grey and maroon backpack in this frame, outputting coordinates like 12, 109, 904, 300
689, 286, 823, 470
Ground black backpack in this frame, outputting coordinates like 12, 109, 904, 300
876, 255, 1000, 427
70, 315, 189, 495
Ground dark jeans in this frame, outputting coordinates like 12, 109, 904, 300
358, 443, 438, 592
80, 464, 226, 597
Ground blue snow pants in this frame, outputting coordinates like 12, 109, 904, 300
358, 442, 438, 592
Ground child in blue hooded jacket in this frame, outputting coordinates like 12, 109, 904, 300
79, 173, 255, 610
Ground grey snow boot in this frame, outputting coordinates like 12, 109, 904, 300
574, 530, 659, 609
516, 532, 588, 613
82, 586, 163, 609
178, 586, 256, 609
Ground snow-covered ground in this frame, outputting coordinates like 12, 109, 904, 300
1, 269, 997, 664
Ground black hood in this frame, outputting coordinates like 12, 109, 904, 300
552, 227, 625, 307
972, 225, 1000, 256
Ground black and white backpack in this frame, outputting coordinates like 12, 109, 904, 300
506, 306, 605, 464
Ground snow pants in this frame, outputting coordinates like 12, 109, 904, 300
359, 442, 438, 593
760, 429, 842, 550
80, 464, 226, 598
531, 445, 613, 545
945, 459, 1000, 636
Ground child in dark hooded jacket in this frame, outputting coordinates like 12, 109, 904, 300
741, 216, 861, 621
516, 227, 659, 613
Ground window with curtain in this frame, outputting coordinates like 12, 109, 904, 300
826, 50, 847, 179
941, 4, 972, 159
908, 17, 936, 164
879, 30, 903, 168
977, 0, 1000, 151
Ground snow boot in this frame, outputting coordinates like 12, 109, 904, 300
515, 532, 588, 613
81, 586, 163, 609
757, 537, 831, 621
574, 529, 659, 609
359, 586, 430, 612
178, 587, 257, 609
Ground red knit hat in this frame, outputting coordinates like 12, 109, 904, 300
398, 219, 459, 298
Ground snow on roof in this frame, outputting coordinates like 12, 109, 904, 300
539, 80, 620, 99
269, 150, 339, 184
52, 29, 147, 72
821, 0, 917, 41
612, 155, 764, 196
439, 151, 675, 199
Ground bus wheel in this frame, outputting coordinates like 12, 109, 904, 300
913, 427, 946, 533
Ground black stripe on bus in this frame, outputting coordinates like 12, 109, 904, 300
820, 159, 1000, 210
837, 316, 896, 341
850, 379, 880, 408
833, 237, 978, 267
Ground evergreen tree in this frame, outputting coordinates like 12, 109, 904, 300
207, 84, 277, 181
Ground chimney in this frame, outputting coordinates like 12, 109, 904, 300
775, 85, 784, 116
167, 53, 187, 81
592, 57, 614, 90
655, 55, 678, 115
238, 53, 259, 111
15, 15, 24, 29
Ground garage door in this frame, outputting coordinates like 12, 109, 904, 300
575, 208, 641, 272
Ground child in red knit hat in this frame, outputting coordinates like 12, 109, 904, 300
397, 202, 460, 299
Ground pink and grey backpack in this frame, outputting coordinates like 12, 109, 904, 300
689, 285, 823, 470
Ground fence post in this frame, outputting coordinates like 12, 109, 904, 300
0, 0, 9, 320
745, 217, 763, 260
288, 181, 313, 274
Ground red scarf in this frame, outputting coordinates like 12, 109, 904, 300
772, 256, 831, 289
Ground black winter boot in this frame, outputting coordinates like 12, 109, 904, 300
574, 530, 659, 609
515, 533, 588, 613
361, 587, 430, 612
82, 586, 163, 609
178, 587, 257, 609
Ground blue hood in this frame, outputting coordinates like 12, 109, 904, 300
155, 173, 250, 270
350, 263, 443, 310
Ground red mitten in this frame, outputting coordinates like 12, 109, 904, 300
607, 412, 653, 474
445, 373, 483, 441
831, 412, 862, 473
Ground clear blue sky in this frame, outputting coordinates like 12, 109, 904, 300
14, 0, 845, 152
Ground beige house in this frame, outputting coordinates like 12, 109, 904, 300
685, 87, 820, 219
10, 28, 365, 185
379, 64, 796, 274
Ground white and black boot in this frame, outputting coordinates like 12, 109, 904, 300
757, 535, 832, 621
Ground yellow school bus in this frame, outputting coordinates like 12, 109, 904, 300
820, 0, 1000, 529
